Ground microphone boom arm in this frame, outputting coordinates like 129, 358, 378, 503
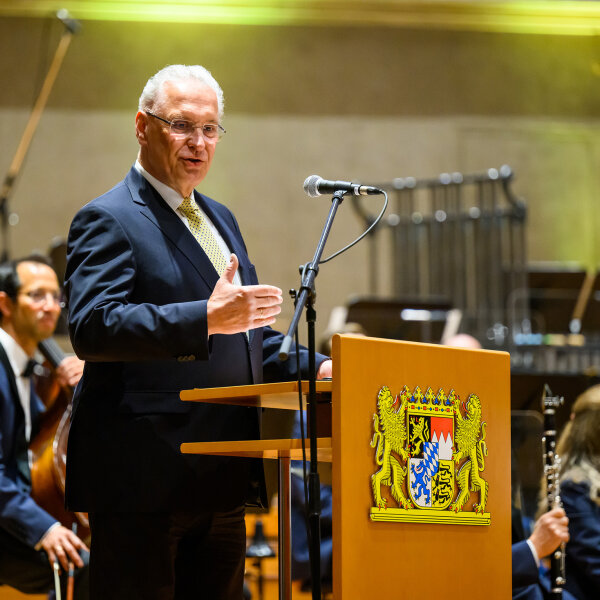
279, 190, 344, 360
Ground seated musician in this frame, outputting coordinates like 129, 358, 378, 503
548, 384, 600, 600
0, 256, 89, 599
444, 334, 574, 599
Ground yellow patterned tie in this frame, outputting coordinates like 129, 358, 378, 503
179, 197, 228, 276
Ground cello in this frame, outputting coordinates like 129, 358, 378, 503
29, 337, 90, 542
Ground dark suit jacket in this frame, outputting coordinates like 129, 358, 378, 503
0, 343, 55, 547
561, 478, 600, 600
512, 540, 541, 592
512, 506, 577, 600
65, 167, 324, 514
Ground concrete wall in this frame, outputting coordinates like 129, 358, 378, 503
1, 18, 599, 340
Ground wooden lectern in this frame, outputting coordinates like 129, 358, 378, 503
180, 334, 511, 599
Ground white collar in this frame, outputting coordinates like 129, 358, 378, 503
134, 160, 193, 212
0, 327, 30, 379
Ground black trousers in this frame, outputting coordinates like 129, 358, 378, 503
0, 526, 89, 599
88, 506, 246, 600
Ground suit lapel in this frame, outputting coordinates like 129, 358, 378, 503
0, 342, 43, 437
0, 342, 31, 483
124, 168, 219, 290
0, 342, 22, 418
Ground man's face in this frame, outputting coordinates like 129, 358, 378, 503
10, 262, 61, 345
135, 79, 220, 198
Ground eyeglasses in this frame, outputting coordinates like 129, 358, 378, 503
20, 290, 65, 308
146, 111, 226, 140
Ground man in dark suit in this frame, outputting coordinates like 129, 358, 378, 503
65, 64, 331, 600
0, 256, 89, 598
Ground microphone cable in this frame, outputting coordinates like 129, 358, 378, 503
311, 189, 388, 266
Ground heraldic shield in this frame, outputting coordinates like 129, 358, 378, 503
370, 384, 490, 525
408, 408, 454, 509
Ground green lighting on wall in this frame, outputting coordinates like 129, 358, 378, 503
0, 1, 598, 36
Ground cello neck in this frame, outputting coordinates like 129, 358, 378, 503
38, 337, 67, 370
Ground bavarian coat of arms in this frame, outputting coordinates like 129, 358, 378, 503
370, 385, 490, 525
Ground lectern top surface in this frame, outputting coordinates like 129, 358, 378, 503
180, 380, 332, 410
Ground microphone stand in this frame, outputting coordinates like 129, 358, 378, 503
279, 189, 346, 600
0, 11, 79, 261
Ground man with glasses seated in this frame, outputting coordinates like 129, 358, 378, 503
65, 64, 331, 599
0, 255, 89, 598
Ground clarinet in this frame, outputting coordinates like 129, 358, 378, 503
542, 384, 566, 600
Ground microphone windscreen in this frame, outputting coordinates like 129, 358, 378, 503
303, 175, 321, 197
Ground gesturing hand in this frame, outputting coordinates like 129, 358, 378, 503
207, 254, 283, 335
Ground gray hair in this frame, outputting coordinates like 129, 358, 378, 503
138, 64, 224, 119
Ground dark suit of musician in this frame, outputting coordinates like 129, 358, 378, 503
512, 540, 545, 600
560, 479, 600, 600
0, 342, 61, 595
0, 258, 88, 598
0, 346, 53, 547
65, 66, 330, 599
511, 505, 576, 600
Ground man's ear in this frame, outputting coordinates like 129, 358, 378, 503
0, 292, 13, 321
135, 111, 148, 145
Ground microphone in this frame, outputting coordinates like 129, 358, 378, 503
303, 175, 382, 197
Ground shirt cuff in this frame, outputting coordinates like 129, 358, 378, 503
34, 521, 60, 551
526, 538, 540, 568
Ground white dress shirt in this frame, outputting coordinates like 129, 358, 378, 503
0, 327, 33, 441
